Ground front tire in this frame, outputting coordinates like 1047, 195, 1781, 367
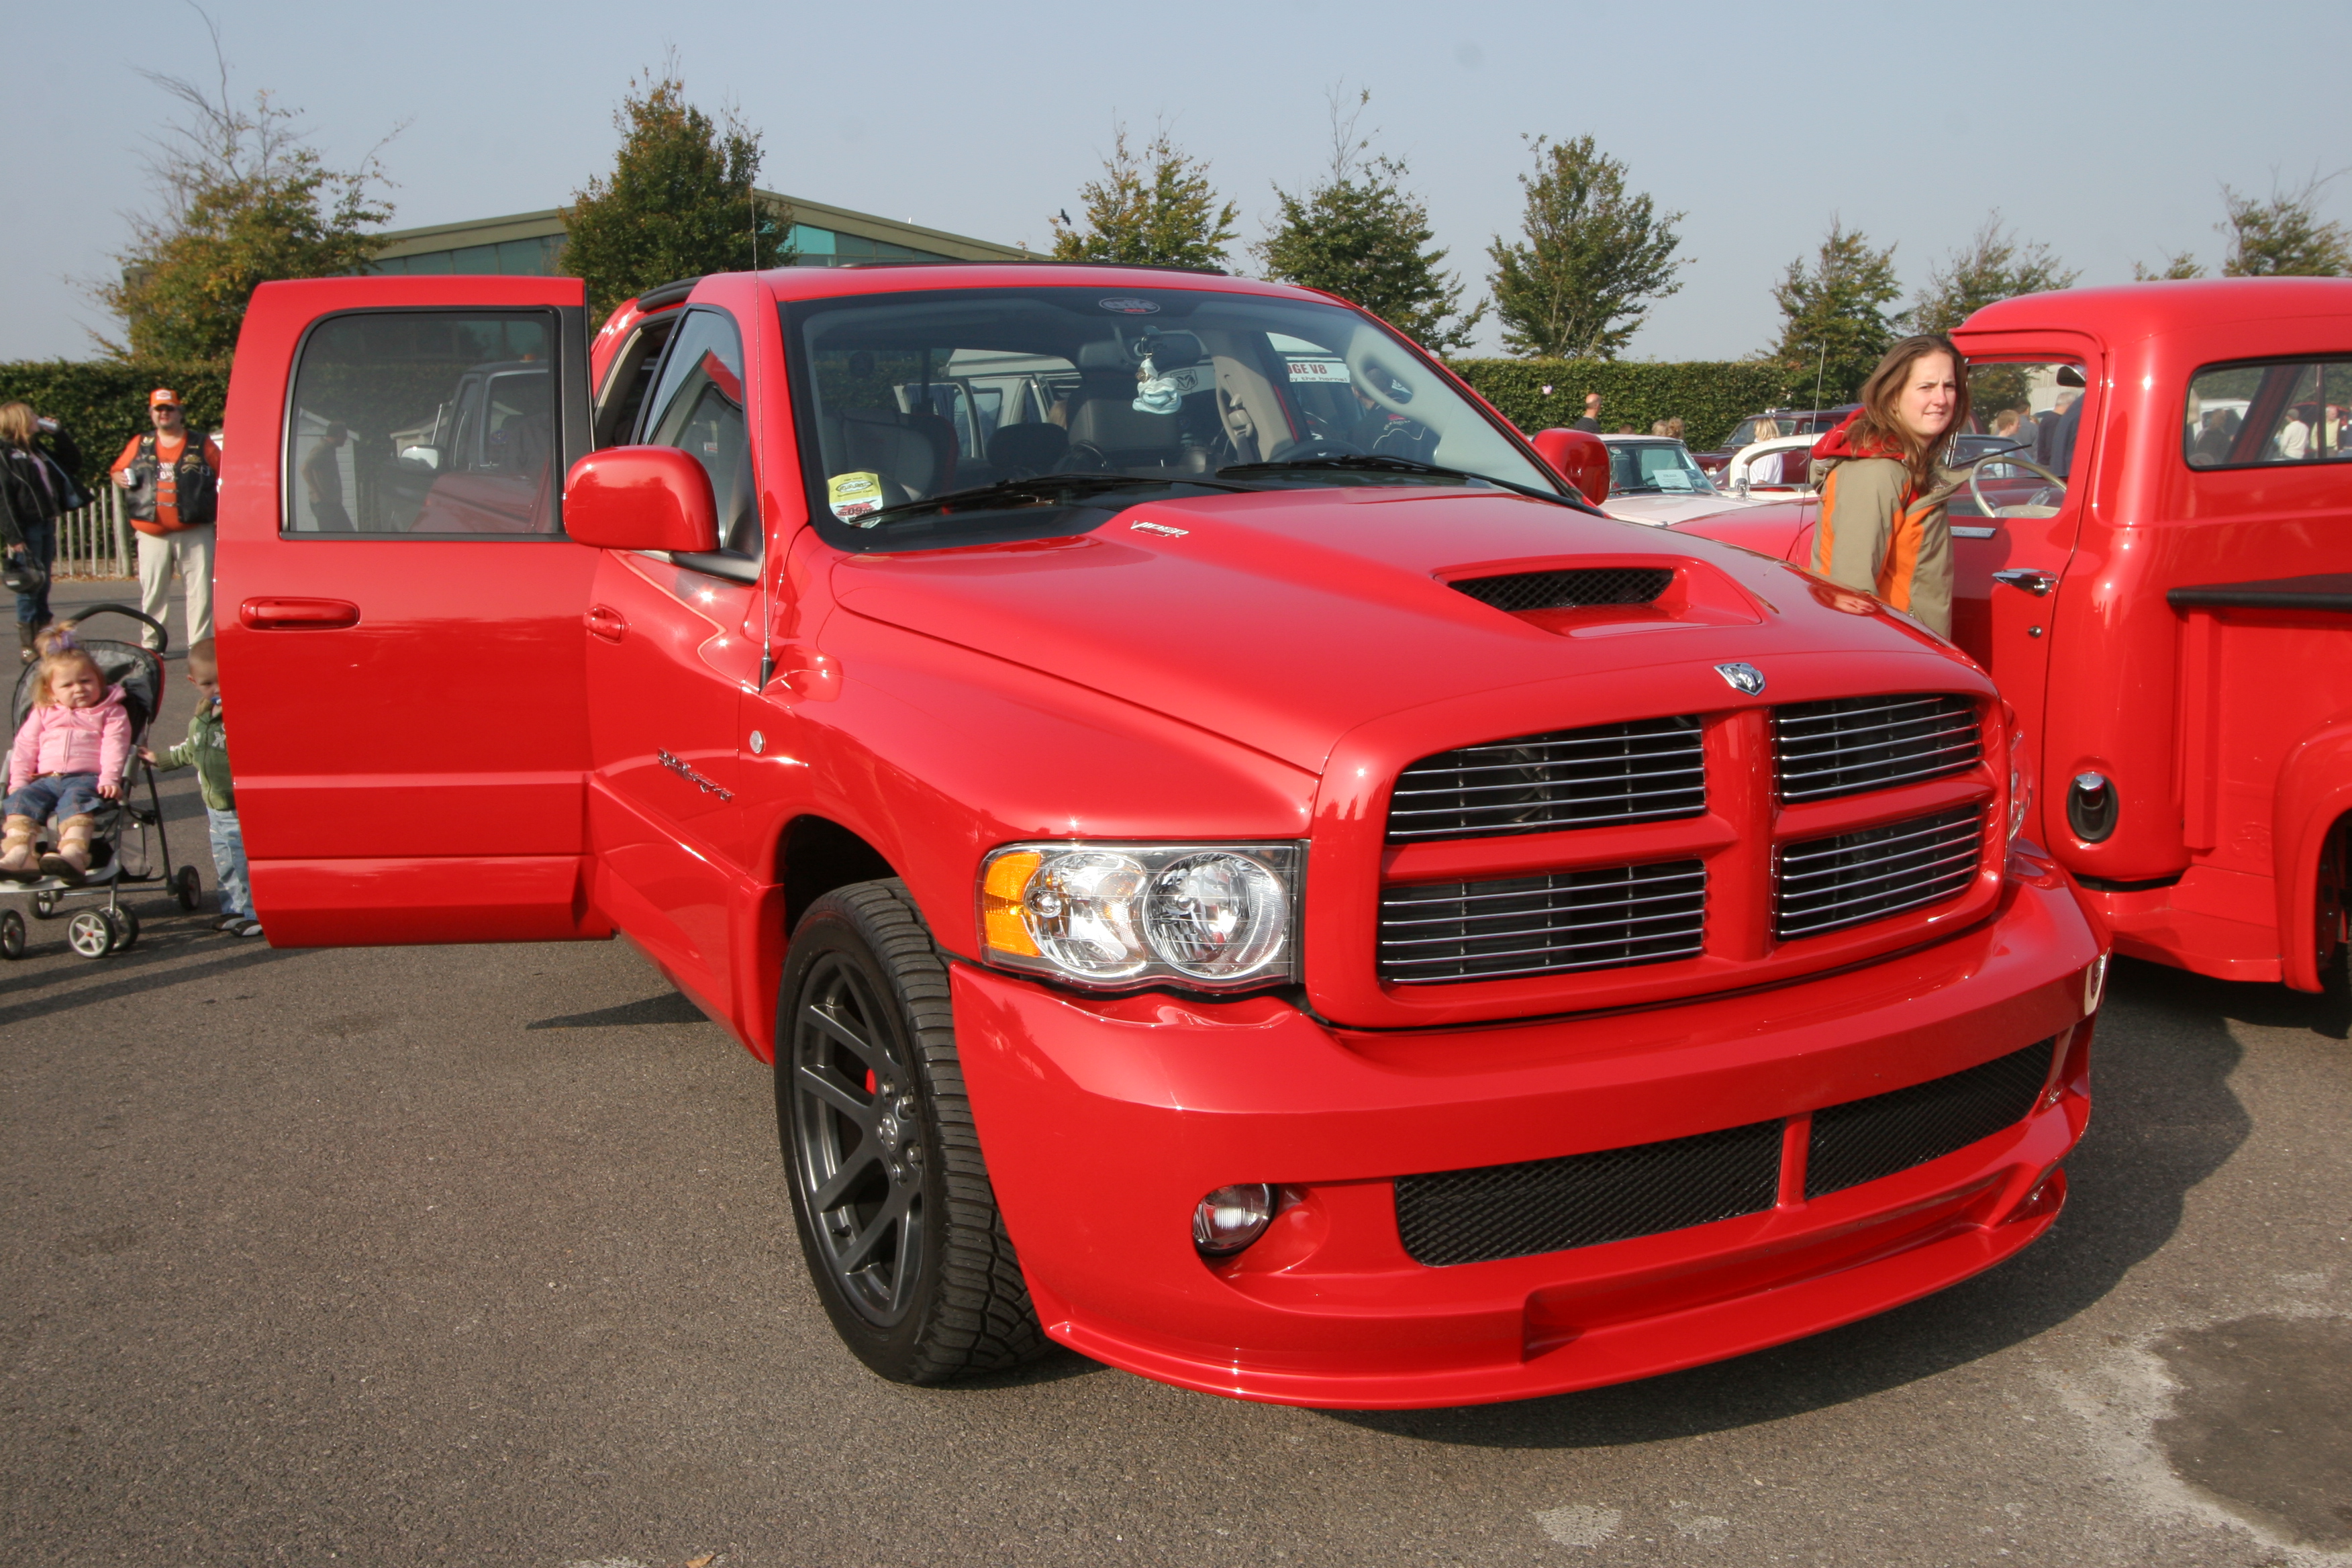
776, 879, 1046, 1384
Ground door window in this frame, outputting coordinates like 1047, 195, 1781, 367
2184, 357, 2352, 469
1950, 359, 2088, 518
285, 311, 559, 535
640, 311, 759, 559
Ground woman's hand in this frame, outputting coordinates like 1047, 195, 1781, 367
136, 746, 158, 765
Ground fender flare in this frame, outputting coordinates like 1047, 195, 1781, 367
2271, 716, 2352, 991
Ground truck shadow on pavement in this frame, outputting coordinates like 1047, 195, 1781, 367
1329, 957, 2268, 1446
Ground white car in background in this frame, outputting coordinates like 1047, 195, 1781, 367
1596, 434, 1777, 526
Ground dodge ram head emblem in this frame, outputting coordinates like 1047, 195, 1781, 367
1715, 662, 1766, 695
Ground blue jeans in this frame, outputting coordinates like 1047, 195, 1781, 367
12, 516, 53, 626
207, 805, 251, 920
4, 772, 102, 822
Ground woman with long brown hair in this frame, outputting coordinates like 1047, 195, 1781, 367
1808, 336, 1971, 636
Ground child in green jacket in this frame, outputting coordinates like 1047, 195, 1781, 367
138, 638, 258, 937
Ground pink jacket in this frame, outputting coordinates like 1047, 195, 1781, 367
7, 686, 133, 792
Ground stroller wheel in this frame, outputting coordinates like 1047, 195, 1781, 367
67, 910, 114, 959
0, 908, 24, 959
32, 889, 58, 920
173, 866, 203, 911
105, 905, 140, 952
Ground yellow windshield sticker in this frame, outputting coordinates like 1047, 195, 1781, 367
828, 470, 885, 524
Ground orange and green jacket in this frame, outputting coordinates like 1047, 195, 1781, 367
1808, 414, 1961, 638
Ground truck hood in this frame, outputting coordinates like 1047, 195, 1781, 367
828, 486, 1953, 773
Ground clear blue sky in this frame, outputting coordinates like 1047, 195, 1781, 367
9, 0, 2346, 362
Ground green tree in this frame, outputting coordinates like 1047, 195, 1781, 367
1050, 123, 1238, 270
564, 62, 789, 319
2220, 176, 2352, 277
2134, 250, 2207, 281
98, 21, 395, 360
1253, 90, 1482, 351
1485, 134, 1687, 359
1907, 211, 2079, 334
1769, 219, 1902, 405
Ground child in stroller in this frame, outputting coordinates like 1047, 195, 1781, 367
2, 628, 128, 879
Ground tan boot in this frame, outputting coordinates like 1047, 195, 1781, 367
0, 816, 36, 879
39, 815, 94, 883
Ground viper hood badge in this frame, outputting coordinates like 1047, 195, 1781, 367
1715, 662, 1766, 696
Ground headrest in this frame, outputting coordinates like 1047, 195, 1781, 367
1076, 340, 1136, 373
987, 424, 1071, 475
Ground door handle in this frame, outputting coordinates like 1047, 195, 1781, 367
586, 604, 629, 643
240, 597, 359, 630
1992, 569, 2057, 596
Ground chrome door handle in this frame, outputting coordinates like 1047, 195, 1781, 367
1992, 569, 2057, 596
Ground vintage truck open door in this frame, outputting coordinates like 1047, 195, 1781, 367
215, 277, 605, 945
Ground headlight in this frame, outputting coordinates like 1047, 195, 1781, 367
980, 842, 1303, 991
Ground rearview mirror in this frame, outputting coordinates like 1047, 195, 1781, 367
564, 446, 720, 552
1529, 428, 1610, 505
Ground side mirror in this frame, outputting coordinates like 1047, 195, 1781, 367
1529, 428, 1610, 505
564, 446, 719, 552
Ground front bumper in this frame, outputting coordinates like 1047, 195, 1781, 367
951, 870, 2099, 1408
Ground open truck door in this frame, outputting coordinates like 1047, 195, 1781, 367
215, 277, 605, 945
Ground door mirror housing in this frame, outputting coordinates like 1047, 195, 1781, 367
1529, 428, 1610, 505
564, 446, 720, 552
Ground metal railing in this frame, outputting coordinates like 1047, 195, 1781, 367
52, 489, 134, 579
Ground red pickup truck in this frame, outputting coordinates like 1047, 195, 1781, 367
1677, 280, 2352, 996
216, 266, 2102, 1408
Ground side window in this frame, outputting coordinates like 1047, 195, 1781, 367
592, 313, 681, 450
2185, 358, 2352, 469
640, 311, 758, 558
285, 311, 558, 536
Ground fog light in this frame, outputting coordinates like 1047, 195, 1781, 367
2067, 771, 2117, 842
1191, 1183, 1273, 1257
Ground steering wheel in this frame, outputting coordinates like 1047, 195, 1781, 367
1267, 437, 1365, 462
1062, 442, 1110, 473
1966, 451, 2069, 520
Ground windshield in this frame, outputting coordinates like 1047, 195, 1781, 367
784, 285, 1559, 549
1607, 440, 1718, 495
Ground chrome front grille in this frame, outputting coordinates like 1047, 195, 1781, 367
1378, 860, 1706, 983
1775, 806, 1983, 940
1774, 693, 1981, 801
1387, 718, 1706, 842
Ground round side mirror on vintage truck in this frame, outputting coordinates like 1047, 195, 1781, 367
564, 446, 720, 552
1528, 427, 1610, 505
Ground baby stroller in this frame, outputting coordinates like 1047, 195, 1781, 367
0, 605, 204, 961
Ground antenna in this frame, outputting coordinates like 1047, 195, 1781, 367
1813, 342, 1827, 411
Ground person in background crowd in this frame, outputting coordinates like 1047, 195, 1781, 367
110, 389, 219, 654
1665, 416, 1685, 442
1990, 408, 2028, 447
1650, 420, 1671, 436
0, 403, 86, 664
303, 422, 353, 530
1743, 418, 1787, 489
1573, 393, 1601, 433
1809, 334, 1971, 638
2047, 387, 2088, 475
138, 637, 258, 938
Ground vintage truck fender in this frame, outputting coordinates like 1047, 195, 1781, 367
2272, 715, 2352, 992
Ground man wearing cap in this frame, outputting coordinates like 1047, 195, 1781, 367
111, 389, 221, 652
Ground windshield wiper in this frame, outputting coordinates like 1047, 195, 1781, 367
853, 471, 1256, 528
1216, 452, 1596, 511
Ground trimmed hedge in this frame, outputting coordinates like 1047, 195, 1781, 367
0, 360, 230, 490
1, 353, 1799, 485
1444, 359, 1799, 450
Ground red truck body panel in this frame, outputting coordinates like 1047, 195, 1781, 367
216, 264, 2100, 1406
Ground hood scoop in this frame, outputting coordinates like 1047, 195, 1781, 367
1448, 566, 1675, 613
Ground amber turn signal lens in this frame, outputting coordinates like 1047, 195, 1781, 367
982, 850, 1043, 957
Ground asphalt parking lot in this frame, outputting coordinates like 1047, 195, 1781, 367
3, 585, 2348, 1567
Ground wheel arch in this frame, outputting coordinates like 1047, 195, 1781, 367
2271, 718, 2352, 991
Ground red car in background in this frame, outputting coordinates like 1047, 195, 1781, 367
213, 264, 2100, 1408
1678, 279, 2352, 993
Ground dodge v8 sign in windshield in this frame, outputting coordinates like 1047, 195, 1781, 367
784, 286, 1566, 550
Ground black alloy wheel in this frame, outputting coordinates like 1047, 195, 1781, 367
776, 879, 1046, 1384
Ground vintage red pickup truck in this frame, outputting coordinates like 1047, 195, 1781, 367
1679, 279, 2352, 995
216, 264, 2102, 1408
